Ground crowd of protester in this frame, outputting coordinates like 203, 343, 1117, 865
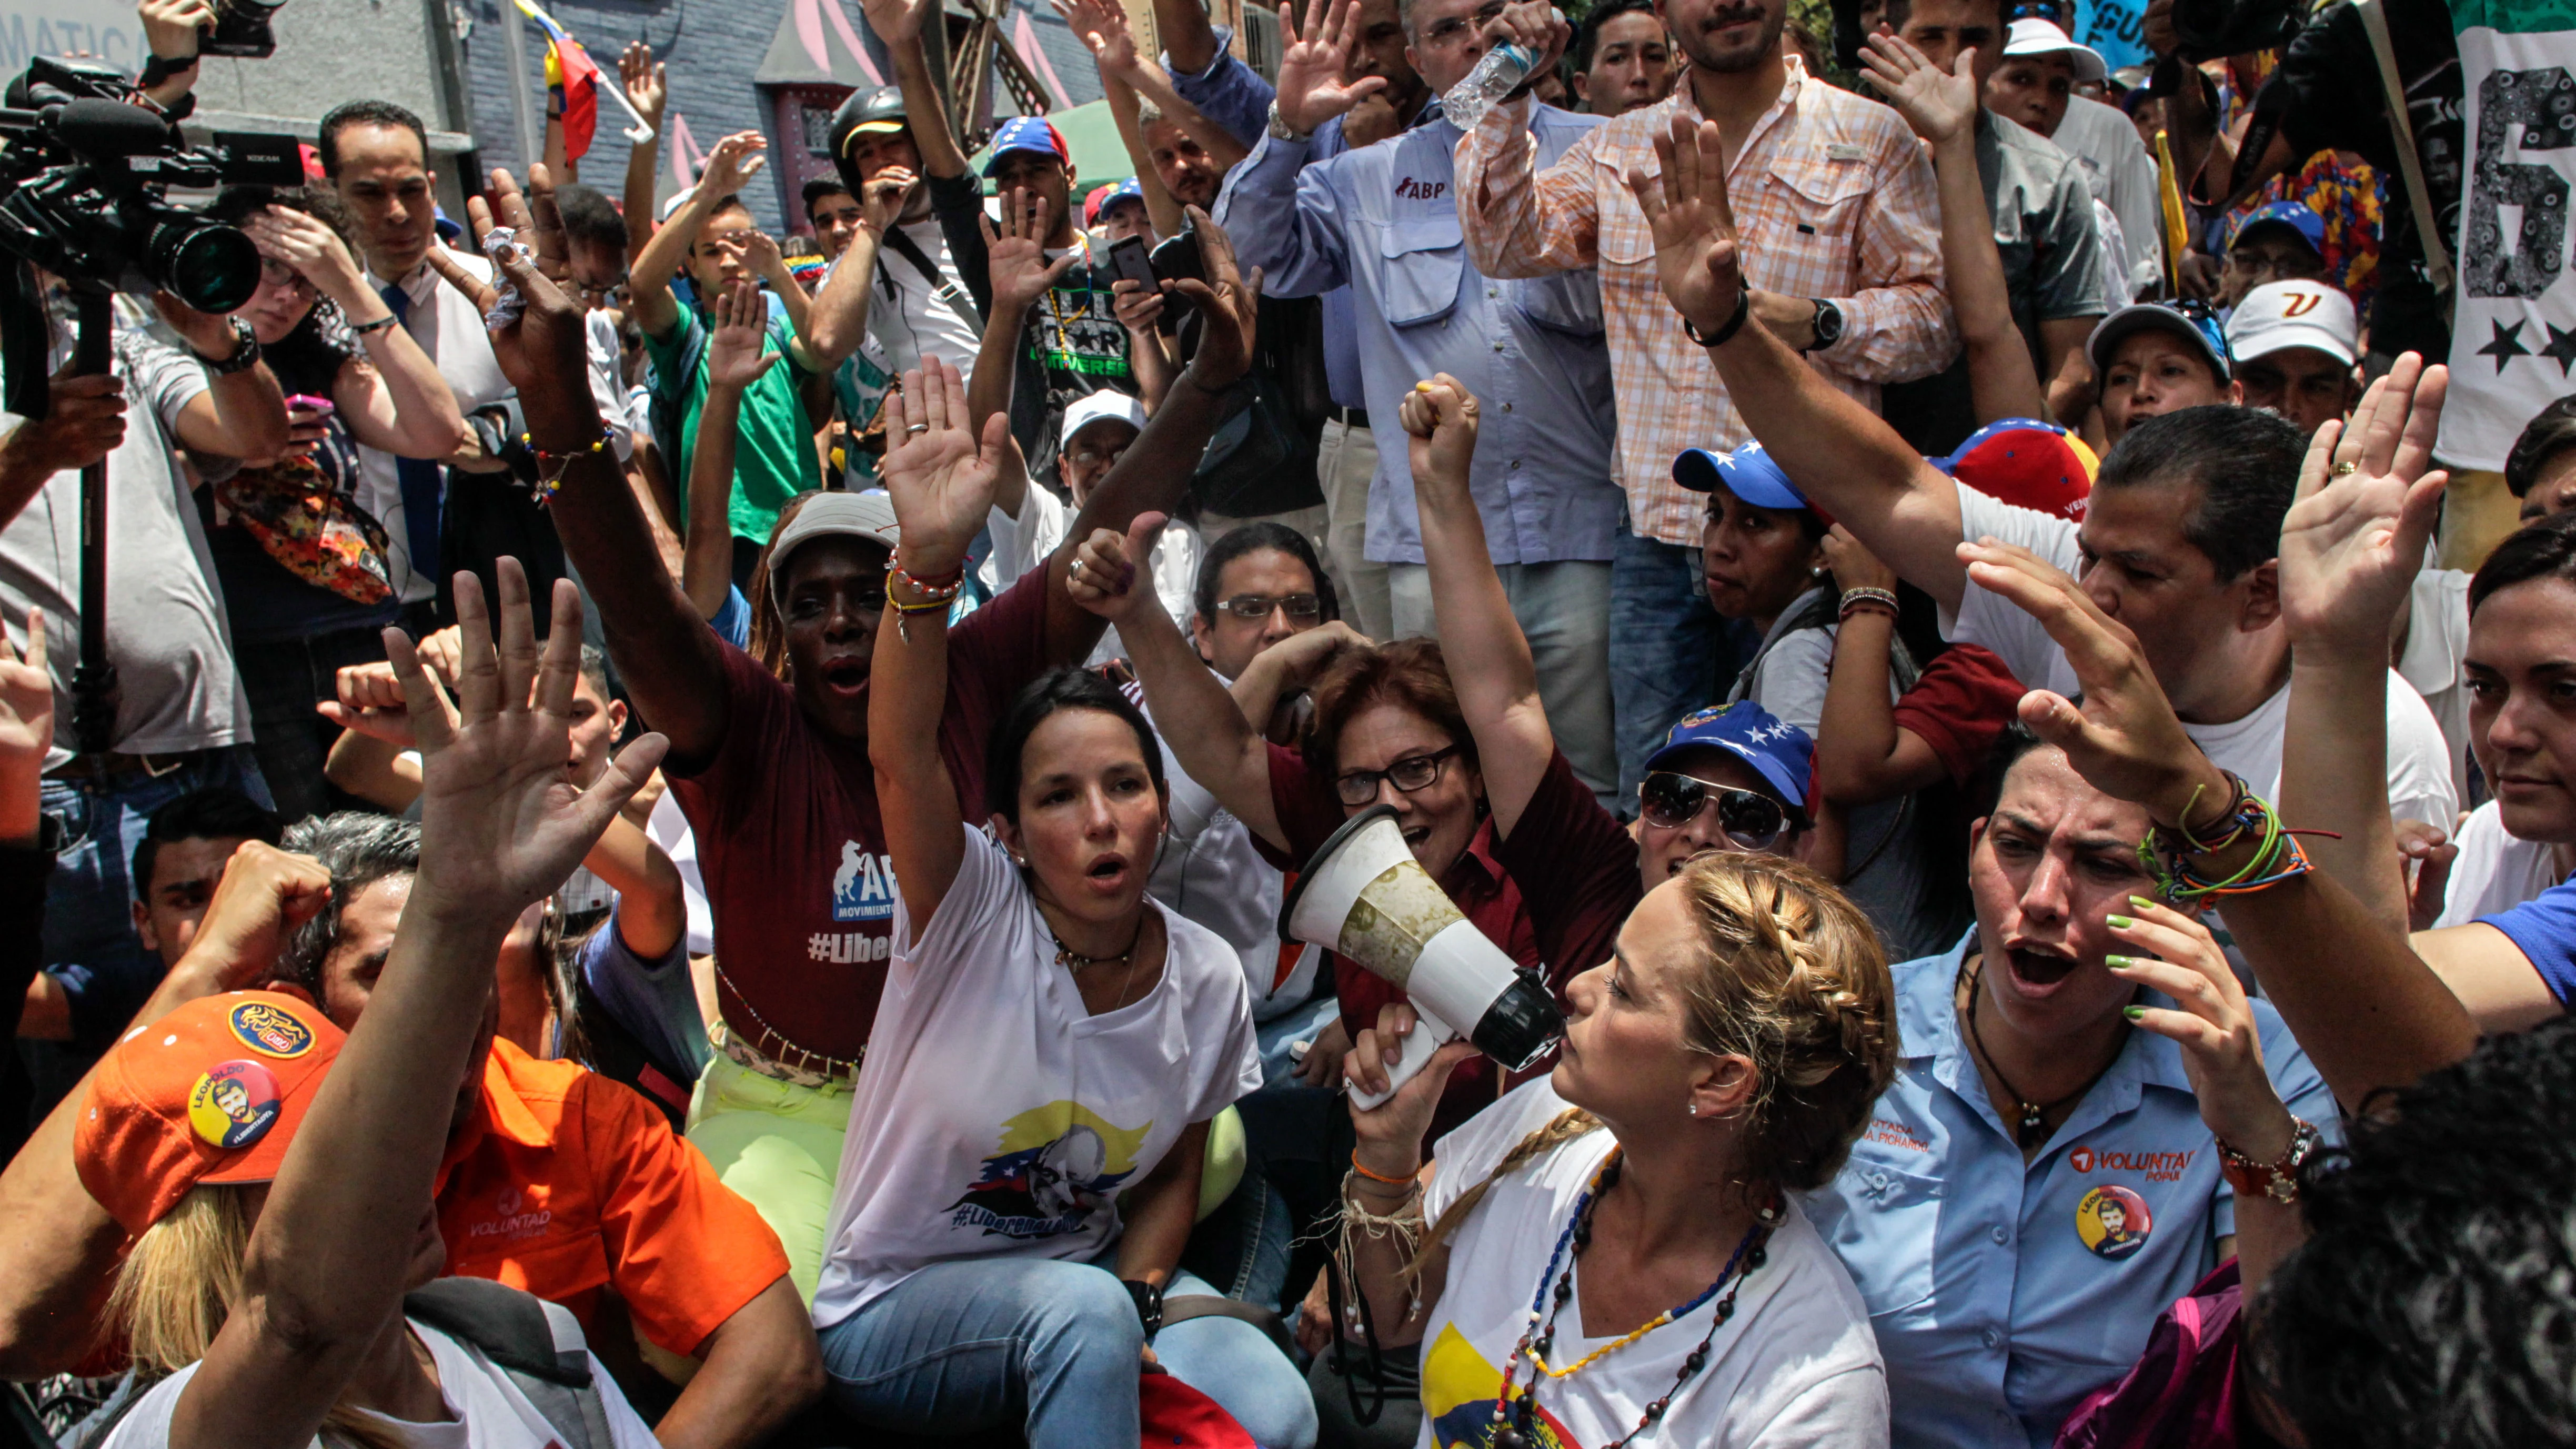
3, 0, 2574, 1443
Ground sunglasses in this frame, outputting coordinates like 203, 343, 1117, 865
1637, 771, 1793, 851
1334, 744, 1461, 807
1215, 592, 1323, 621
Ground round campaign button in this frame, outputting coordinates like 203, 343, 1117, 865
187, 1059, 284, 1151
2076, 1184, 2152, 1261
227, 1000, 315, 1059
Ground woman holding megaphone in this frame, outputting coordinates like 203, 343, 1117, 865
1335, 848, 1897, 1448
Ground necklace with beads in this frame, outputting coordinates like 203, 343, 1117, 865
1488, 1148, 1779, 1449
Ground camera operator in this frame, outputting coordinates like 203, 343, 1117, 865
2, 268, 295, 1123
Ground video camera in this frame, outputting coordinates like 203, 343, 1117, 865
0, 55, 301, 415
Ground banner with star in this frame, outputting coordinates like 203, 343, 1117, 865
2441, 3, 2576, 470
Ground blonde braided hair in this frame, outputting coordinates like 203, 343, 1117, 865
1408, 852, 1896, 1272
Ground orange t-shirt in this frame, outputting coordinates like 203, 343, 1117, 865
434, 1038, 788, 1356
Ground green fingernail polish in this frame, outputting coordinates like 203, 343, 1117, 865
2122, 1005, 2145, 1021
2105, 954, 2135, 969
2129, 895, 2156, 910
2106, 914, 2133, 929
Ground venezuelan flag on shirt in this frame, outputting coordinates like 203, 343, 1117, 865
516, 0, 601, 161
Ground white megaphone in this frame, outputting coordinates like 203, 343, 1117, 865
1280, 805, 1565, 1110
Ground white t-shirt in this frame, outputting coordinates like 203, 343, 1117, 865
811, 822, 1262, 1326
362, 250, 515, 604
2432, 801, 2567, 928
96, 1319, 660, 1449
980, 487, 1201, 668
1415, 1081, 1890, 1449
2399, 564, 2474, 808
0, 328, 251, 767
1947, 484, 2460, 829
853, 217, 984, 381
2053, 96, 2162, 300
583, 309, 636, 464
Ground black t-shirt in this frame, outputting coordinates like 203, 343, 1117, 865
2262, 0, 2463, 358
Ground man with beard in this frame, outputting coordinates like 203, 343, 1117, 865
1455, 0, 1951, 808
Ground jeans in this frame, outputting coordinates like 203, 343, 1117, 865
1389, 559, 1617, 811
1608, 518, 1758, 807
819, 1255, 1319, 1449
236, 622, 393, 826
24, 746, 270, 1123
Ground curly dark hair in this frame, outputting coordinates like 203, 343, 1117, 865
2254, 1017, 2576, 1448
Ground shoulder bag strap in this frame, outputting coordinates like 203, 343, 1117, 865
2357, 0, 2456, 297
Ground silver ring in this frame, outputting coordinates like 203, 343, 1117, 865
1071, 558, 1084, 575
2331, 460, 2358, 476
905, 422, 929, 436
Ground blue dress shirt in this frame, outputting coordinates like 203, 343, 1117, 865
1212, 101, 1621, 567
1800, 936, 2341, 1448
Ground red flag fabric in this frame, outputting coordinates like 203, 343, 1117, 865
548, 34, 600, 162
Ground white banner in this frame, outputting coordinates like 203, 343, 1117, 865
0, 0, 149, 76
2440, 24, 2576, 471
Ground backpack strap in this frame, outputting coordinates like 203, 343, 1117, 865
880, 224, 982, 323
2356, 0, 2454, 297
405, 1279, 611, 1449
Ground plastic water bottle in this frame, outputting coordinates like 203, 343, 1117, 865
1442, 8, 1565, 129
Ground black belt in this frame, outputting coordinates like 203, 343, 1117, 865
46, 748, 210, 784
1334, 406, 1370, 429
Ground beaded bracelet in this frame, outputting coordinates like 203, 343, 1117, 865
521, 428, 619, 500
887, 562, 965, 642
1838, 586, 1898, 620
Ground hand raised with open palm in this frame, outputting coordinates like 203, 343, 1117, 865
878, 358, 1010, 577
1274, 0, 1388, 134
1623, 116, 1746, 336
2277, 353, 2450, 665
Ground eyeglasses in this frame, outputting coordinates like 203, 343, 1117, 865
1334, 744, 1462, 807
1637, 771, 1793, 851
1068, 443, 1129, 468
1215, 592, 1323, 621
257, 257, 313, 293
1423, 0, 1506, 44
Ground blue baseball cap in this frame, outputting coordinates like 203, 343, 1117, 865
2086, 300, 2232, 383
1645, 701, 1814, 820
1088, 176, 1145, 225
2229, 200, 2326, 260
983, 116, 1071, 176
1671, 439, 1813, 514
434, 206, 462, 243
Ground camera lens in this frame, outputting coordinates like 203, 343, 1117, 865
149, 215, 260, 314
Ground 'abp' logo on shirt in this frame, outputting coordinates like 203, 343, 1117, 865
832, 841, 898, 922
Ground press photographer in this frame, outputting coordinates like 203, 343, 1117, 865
0, 54, 299, 1129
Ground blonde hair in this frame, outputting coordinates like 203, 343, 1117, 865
107, 1184, 409, 1449
1416, 852, 1897, 1259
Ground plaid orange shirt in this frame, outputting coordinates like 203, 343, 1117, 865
1456, 59, 1955, 548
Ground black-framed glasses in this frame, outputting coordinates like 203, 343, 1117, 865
257, 257, 312, 293
1637, 771, 1793, 850
1335, 744, 1462, 807
1216, 592, 1323, 621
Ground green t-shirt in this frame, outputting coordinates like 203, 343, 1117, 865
645, 300, 822, 542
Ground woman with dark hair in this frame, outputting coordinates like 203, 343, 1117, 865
1339, 849, 1896, 1447
200, 186, 465, 822
814, 364, 1311, 1449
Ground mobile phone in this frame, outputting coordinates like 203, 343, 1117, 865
1105, 235, 1157, 294
283, 394, 335, 419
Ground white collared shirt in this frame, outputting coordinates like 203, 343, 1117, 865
359, 247, 513, 603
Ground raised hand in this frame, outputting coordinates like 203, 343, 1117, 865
982, 189, 1080, 319
859, 0, 928, 45
708, 278, 783, 391
1858, 29, 1977, 146
2277, 353, 2450, 665
425, 169, 600, 447
862, 166, 917, 231
137, 0, 215, 60
1819, 524, 1898, 595
1483, 0, 1573, 96
172, 842, 335, 991
1624, 116, 1746, 336
387, 559, 666, 923
619, 41, 667, 132
738, 227, 788, 285
1065, 515, 1166, 626
2104, 897, 2297, 1163
1399, 373, 1480, 495
1053, 0, 1142, 79
698, 131, 769, 197
0, 610, 51, 774
1169, 206, 1262, 389
1956, 537, 2231, 831
1274, 0, 1388, 134
242, 206, 370, 308
878, 359, 1010, 575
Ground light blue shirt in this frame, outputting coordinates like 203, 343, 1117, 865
1800, 937, 2340, 1449
1212, 103, 1622, 567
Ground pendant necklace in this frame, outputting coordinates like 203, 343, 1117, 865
1960, 962, 2125, 1151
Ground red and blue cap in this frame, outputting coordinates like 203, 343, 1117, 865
2229, 200, 2326, 260
1931, 418, 2097, 522
1088, 176, 1146, 225
984, 116, 1071, 176
1646, 700, 1815, 819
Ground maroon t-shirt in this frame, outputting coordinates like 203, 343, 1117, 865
1260, 743, 1543, 1136
1889, 642, 2025, 786
667, 572, 1051, 1065
1489, 748, 1643, 989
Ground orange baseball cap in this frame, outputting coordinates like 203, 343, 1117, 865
76, 992, 346, 1237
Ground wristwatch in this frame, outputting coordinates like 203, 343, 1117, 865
2216, 1118, 2322, 1205
1123, 1278, 1166, 1341
197, 318, 261, 376
1804, 298, 1845, 353
1265, 100, 1311, 144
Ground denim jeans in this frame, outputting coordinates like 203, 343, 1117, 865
819, 1254, 1319, 1449
1608, 518, 1758, 806
235, 622, 392, 826
23, 746, 270, 1122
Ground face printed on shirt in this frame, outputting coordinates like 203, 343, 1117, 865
948, 1101, 1150, 1239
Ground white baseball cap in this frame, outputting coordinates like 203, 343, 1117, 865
1061, 390, 1148, 447
2225, 280, 2359, 367
764, 490, 900, 607
2003, 18, 2107, 82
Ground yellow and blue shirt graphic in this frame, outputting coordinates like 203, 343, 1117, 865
947, 1100, 1152, 1240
